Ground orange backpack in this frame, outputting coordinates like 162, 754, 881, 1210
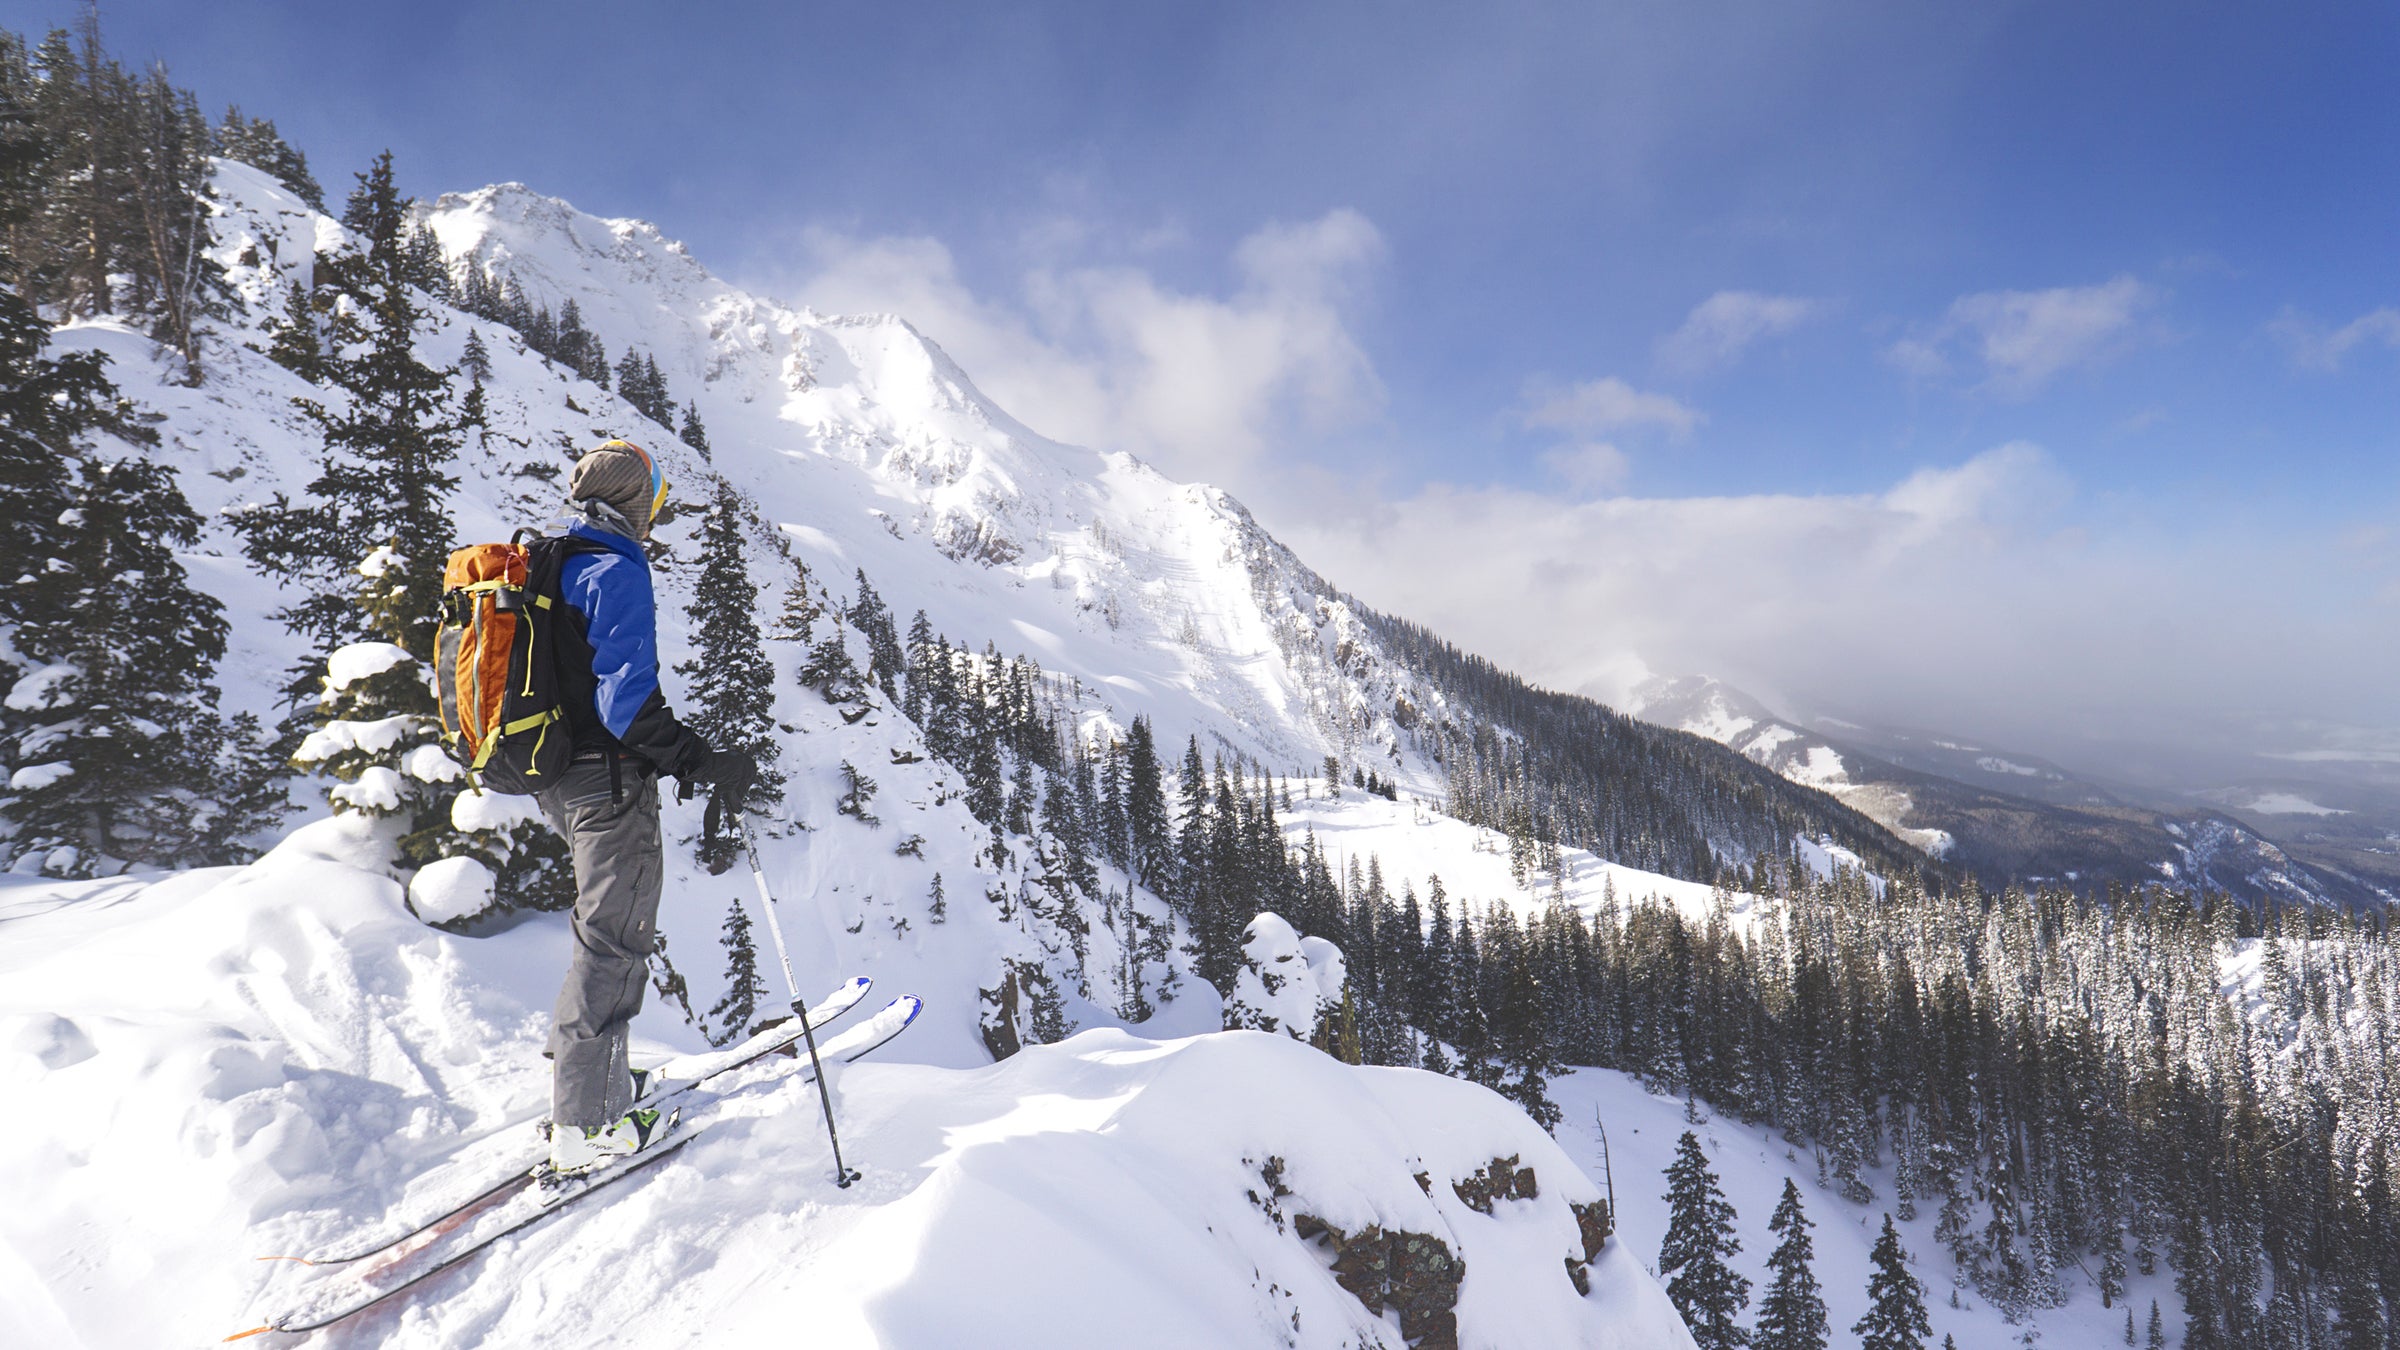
434, 531, 599, 793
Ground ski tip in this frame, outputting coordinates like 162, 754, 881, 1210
253, 1255, 317, 1265
222, 1324, 277, 1341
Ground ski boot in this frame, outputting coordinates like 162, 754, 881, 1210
546, 1104, 669, 1179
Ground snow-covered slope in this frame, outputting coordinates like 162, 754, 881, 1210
1628, 674, 1955, 857
0, 817, 1690, 1348
420, 178, 1443, 792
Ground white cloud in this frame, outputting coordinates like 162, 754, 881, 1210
1656, 290, 1819, 375
2270, 306, 2400, 371
1278, 442, 2400, 761
1888, 276, 2153, 395
782, 211, 1386, 487
1522, 376, 1701, 438
1542, 442, 1634, 493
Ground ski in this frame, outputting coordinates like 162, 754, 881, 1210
225, 1122, 701, 1341
256, 975, 873, 1270
226, 995, 922, 1340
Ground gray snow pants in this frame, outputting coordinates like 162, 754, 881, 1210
535, 755, 662, 1130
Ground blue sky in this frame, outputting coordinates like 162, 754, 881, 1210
15, 0, 2400, 768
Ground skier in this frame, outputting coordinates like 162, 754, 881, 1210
540, 439, 756, 1174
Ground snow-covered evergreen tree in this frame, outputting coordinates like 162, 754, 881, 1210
1660, 1130, 1751, 1350
234, 149, 462, 691
707, 894, 763, 1047
1854, 1214, 1931, 1350
4, 456, 228, 874
215, 104, 322, 208
1755, 1178, 1828, 1350
679, 482, 784, 872
1224, 912, 1333, 1039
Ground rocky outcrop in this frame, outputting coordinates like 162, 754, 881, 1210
1291, 1214, 1466, 1350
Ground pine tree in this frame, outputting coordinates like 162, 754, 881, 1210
1005, 754, 1037, 837
678, 482, 784, 872
678, 400, 710, 460
799, 619, 862, 704
458, 328, 489, 437
1854, 1214, 1931, 1350
236, 152, 481, 895
11, 15, 222, 369
1755, 1179, 1828, 1350
706, 895, 763, 1047
3, 455, 228, 874
848, 570, 903, 703
2145, 1300, 2166, 1350
235, 149, 461, 672
27, 16, 129, 321
0, 30, 52, 288
216, 104, 323, 208
1124, 717, 1171, 890
263, 275, 326, 382
1488, 905, 1561, 1128
1660, 1131, 1751, 1349
195, 710, 292, 857
459, 327, 490, 383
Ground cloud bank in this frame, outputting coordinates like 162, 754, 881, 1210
1279, 443, 2400, 765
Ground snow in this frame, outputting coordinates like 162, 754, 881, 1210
1794, 835, 1885, 894
2244, 791, 2347, 816
1227, 911, 1333, 1037
1784, 744, 1847, 788
325, 641, 415, 691
402, 742, 467, 783
1551, 1071, 2186, 1350
0, 850, 1690, 1348
7, 761, 73, 791
356, 544, 402, 578
1278, 792, 1736, 932
294, 715, 423, 764
3, 661, 76, 712
1298, 933, 1347, 1005
449, 786, 543, 833
329, 765, 406, 813
1975, 755, 2044, 777
407, 854, 497, 924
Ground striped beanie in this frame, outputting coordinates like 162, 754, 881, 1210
568, 440, 661, 538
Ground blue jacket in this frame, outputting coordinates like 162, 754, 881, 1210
556, 520, 706, 777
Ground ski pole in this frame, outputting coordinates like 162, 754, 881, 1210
730, 810, 860, 1188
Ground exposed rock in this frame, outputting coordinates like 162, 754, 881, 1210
1449, 1153, 1539, 1214
1563, 1197, 1615, 1296
1293, 1214, 1464, 1349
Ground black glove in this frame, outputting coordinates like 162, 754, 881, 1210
682, 746, 759, 802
